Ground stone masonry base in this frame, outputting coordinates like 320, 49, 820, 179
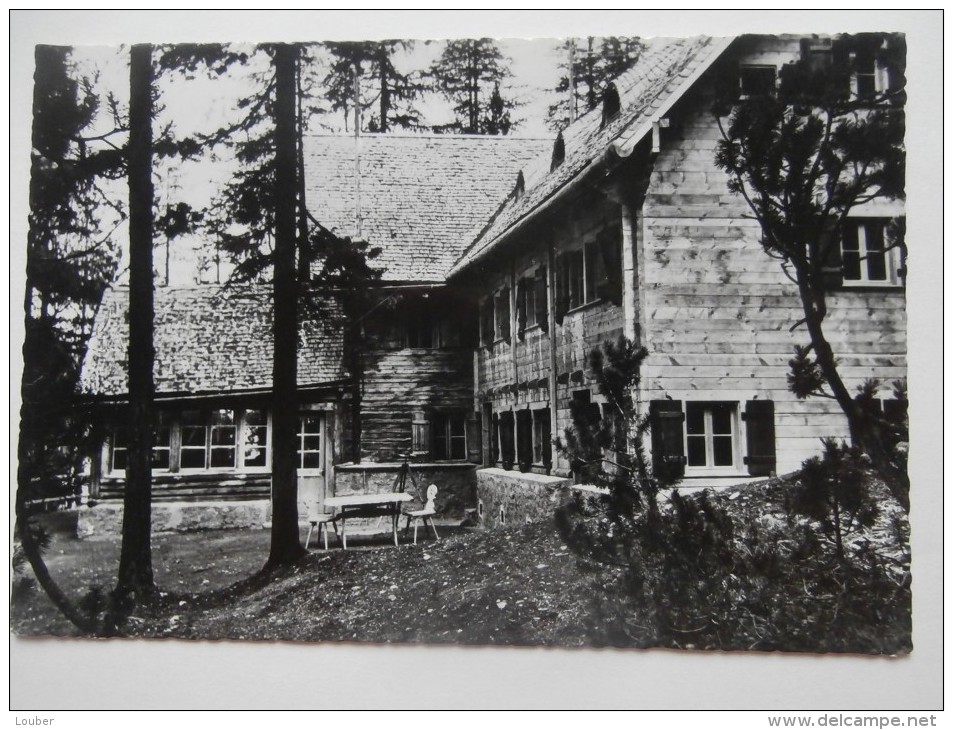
76, 500, 269, 538
476, 468, 572, 529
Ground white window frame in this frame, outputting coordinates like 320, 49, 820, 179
841, 219, 901, 287
110, 408, 271, 476
296, 412, 324, 473
683, 401, 743, 476
432, 412, 467, 461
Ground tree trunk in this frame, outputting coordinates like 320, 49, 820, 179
116, 43, 157, 601
267, 43, 306, 568
378, 45, 389, 133
799, 274, 909, 512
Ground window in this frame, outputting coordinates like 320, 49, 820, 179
685, 402, 738, 470
854, 49, 878, 95
516, 267, 548, 337
650, 399, 776, 479
532, 408, 552, 466
297, 414, 323, 470
841, 219, 900, 286
555, 231, 622, 322
180, 410, 211, 469
111, 408, 268, 475
241, 409, 268, 468
402, 295, 436, 348
739, 65, 777, 97
432, 413, 467, 461
110, 414, 172, 472
494, 286, 511, 342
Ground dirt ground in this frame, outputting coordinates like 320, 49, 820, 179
11, 476, 910, 652
11, 515, 624, 647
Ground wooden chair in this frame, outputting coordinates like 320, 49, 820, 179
403, 484, 439, 545
305, 502, 339, 551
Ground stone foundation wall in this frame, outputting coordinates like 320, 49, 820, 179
476, 468, 572, 528
77, 500, 269, 538
334, 462, 476, 519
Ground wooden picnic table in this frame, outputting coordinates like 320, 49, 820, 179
324, 492, 414, 549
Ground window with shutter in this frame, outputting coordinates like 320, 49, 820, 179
649, 399, 686, 481
742, 399, 776, 476
516, 409, 533, 472
532, 408, 552, 468
498, 411, 516, 469
480, 296, 495, 347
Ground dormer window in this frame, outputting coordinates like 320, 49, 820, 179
513, 170, 525, 199
600, 83, 621, 128
739, 65, 777, 98
550, 130, 565, 171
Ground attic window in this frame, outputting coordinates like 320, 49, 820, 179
739, 65, 777, 97
550, 130, 565, 171
600, 83, 621, 128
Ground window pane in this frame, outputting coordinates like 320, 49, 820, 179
710, 403, 733, 435
302, 435, 321, 452
210, 409, 234, 426
843, 251, 862, 281
740, 65, 776, 96
866, 251, 887, 281
450, 435, 467, 460
243, 429, 267, 467
712, 435, 734, 466
182, 426, 206, 447
687, 435, 706, 466
300, 416, 322, 435
210, 447, 235, 469
301, 451, 322, 470
112, 447, 127, 471
181, 448, 206, 469
151, 448, 170, 470
686, 403, 705, 435
211, 426, 236, 446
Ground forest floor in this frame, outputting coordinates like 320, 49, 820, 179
11, 477, 911, 653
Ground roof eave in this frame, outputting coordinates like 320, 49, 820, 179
449, 35, 737, 279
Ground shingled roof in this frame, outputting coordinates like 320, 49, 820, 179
80, 285, 347, 398
449, 36, 733, 276
303, 134, 552, 282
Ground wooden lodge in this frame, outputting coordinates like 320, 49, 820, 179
79, 34, 906, 530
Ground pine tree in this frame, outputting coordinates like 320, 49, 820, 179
115, 42, 158, 601
429, 39, 521, 135
323, 40, 423, 133
712, 33, 907, 508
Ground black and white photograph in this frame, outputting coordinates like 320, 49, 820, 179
9, 9, 942, 712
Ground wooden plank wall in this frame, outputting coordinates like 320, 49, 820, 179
640, 42, 907, 475
360, 347, 475, 461
475, 195, 626, 474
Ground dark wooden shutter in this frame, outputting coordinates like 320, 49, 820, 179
499, 286, 511, 341
555, 255, 569, 325
742, 399, 776, 476
597, 227, 623, 305
516, 409, 533, 472
649, 399, 686, 481
466, 412, 482, 464
491, 413, 500, 465
515, 278, 527, 340
821, 225, 844, 289
499, 411, 515, 470
539, 407, 552, 471
534, 266, 548, 332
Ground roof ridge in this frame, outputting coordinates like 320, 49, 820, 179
304, 132, 554, 142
